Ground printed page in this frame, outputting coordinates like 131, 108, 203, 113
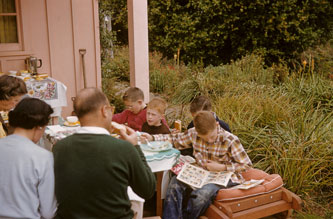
171, 161, 185, 175
177, 163, 209, 188
204, 171, 233, 187
171, 155, 197, 175
230, 179, 264, 190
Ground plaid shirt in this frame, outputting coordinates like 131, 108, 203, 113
153, 126, 252, 183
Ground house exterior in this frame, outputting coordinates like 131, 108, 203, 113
0, 0, 150, 116
0, 0, 101, 115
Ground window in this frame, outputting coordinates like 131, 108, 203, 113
0, 0, 22, 51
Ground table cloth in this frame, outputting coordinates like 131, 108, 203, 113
24, 77, 67, 117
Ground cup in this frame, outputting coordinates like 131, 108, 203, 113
174, 120, 182, 132
66, 116, 78, 123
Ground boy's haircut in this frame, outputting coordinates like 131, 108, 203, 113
193, 111, 216, 135
147, 97, 167, 115
0, 75, 27, 100
74, 88, 109, 118
190, 96, 212, 114
122, 87, 144, 102
9, 98, 53, 129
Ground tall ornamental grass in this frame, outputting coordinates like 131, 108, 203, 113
168, 54, 332, 214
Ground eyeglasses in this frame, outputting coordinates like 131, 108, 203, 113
125, 104, 134, 109
106, 105, 115, 114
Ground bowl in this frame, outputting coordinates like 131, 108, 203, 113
66, 116, 78, 123
8, 70, 17, 75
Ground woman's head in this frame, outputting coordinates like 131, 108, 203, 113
0, 75, 27, 111
9, 98, 53, 129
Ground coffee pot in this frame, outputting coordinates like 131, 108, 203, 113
25, 56, 42, 75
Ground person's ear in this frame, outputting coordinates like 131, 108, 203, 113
32, 126, 43, 143
137, 100, 143, 105
101, 105, 108, 118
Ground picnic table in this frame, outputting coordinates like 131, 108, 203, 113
42, 125, 180, 216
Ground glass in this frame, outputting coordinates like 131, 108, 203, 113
0, 0, 16, 13
0, 16, 18, 43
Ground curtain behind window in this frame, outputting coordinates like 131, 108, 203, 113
0, 0, 18, 43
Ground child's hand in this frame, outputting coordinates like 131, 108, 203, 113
204, 160, 226, 172
140, 133, 153, 142
119, 126, 138, 146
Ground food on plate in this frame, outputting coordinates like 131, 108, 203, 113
111, 121, 126, 134
23, 77, 31, 81
37, 73, 48, 79
64, 116, 80, 126
33, 73, 48, 81
66, 116, 78, 123
63, 121, 80, 127
111, 133, 120, 138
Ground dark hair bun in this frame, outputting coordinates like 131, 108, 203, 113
9, 98, 53, 129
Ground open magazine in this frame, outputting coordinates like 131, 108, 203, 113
176, 162, 233, 189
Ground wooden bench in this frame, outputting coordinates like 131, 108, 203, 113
204, 169, 302, 218
204, 187, 302, 218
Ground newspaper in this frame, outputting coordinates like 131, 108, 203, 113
171, 155, 196, 175
176, 162, 233, 189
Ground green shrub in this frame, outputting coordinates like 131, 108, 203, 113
149, 51, 183, 95
147, 0, 333, 66
102, 47, 130, 82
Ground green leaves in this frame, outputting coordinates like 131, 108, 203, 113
148, 0, 332, 66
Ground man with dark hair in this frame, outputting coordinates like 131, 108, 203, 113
0, 98, 57, 219
53, 88, 156, 219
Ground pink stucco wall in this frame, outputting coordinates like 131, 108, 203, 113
0, 0, 101, 116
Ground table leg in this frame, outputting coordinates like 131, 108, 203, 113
156, 171, 163, 216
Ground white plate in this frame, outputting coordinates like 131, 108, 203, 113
63, 121, 80, 127
140, 141, 172, 152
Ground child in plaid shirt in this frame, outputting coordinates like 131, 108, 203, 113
141, 111, 252, 219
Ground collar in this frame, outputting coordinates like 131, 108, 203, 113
76, 126, 110, 135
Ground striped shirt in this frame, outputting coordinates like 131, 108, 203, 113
153, 126, 252, 183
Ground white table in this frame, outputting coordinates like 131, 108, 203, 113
42, 125, 180, 216
141, 147, 180, 216
16, 75, 67, 118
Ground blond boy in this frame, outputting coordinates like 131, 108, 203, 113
142, 111, 252, 218
142, 97, 170, 134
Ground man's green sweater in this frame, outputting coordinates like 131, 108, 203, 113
53, 133, 156, 219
